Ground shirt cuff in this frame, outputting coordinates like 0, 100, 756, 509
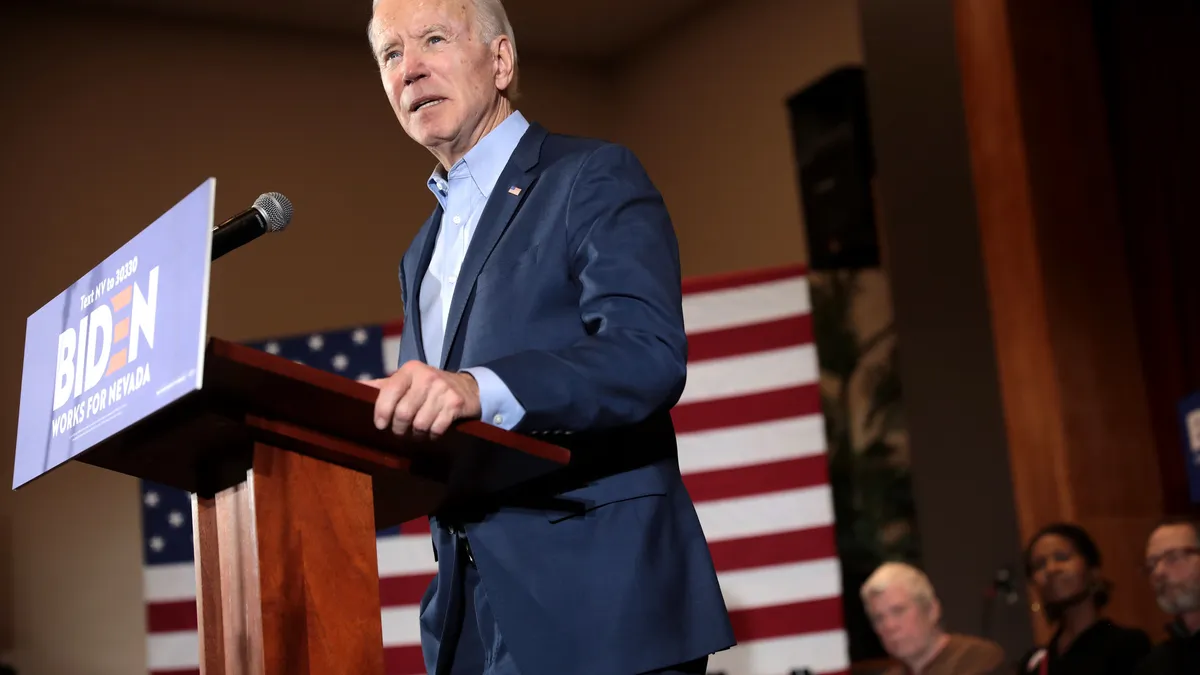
462, 366, 526, 431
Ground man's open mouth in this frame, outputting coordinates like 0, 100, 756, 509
410, 97, 445, 112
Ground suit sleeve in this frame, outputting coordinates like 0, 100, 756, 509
479, 143, 688, 432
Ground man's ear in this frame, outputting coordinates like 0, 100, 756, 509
492, 35, 516, 94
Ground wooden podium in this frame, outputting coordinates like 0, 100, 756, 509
73, 337, 570, 675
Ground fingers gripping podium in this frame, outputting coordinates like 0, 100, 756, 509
12, 181, 569, 674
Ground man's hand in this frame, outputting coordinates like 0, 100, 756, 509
365, 361, 482, 439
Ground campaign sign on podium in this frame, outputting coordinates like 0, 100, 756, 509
13, 179, 215, 489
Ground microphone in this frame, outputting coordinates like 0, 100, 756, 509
211, 192, 293, 260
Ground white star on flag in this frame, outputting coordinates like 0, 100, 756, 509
149, 536, 165, 553
144, 491, 159, 508
308, 334, 325, 351
265, 342, 281, 355
332, 354, 349, 371
352, 328, 369, 345
168, 511, 185, 528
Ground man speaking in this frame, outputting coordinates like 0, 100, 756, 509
365, 0, 735, 673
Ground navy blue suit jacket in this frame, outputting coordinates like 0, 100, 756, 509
397, 123, 736, 675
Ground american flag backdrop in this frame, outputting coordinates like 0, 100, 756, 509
139, 264, 849, 675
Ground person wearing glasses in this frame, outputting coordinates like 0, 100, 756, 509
1017, 523, 1150, 675
1135, 518, 1200, 674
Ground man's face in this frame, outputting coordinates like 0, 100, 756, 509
370, 0, 510, 157
1146, 524, 1200, 615
866, 585, 939, 662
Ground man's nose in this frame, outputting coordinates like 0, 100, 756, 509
403, 54, 429, 86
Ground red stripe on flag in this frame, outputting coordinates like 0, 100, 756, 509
400, 516, 431, 534
681, 264, 807, 294
684, 456, 829, 503
687, 315, 813, 363
380, 572, 435, 607
671, 384, 821, 434
383, 319, 405, 336
728, 597, 844, 642
147, 599, 197, 633
384, 644, 427, 675
709, 526, 838, 572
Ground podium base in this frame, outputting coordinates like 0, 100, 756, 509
193, 441, 387, 675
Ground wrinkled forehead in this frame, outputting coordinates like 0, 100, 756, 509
1149, 524, 1200, 555
868, 585, 915, 611
371, 0, 473, 40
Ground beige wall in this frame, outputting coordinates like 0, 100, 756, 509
614, 0, 864, 277
0, 1, 860, 672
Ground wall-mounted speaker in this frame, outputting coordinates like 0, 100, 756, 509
787, 66, 880, 271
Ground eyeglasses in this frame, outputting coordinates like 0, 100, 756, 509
1144, 547, 1200, 576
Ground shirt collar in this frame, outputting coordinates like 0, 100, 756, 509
426, 110, 530, 200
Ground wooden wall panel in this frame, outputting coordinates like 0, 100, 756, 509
953, 0, 1164, 641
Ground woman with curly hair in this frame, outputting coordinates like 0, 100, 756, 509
1017, 523, 1150, 674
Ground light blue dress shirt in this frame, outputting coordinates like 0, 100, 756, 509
421, 110, 529, 431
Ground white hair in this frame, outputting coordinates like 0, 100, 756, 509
368, 0, 520, 91
860, 562, 938, 610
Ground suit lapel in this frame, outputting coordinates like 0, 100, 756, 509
438, 124, 547, 368
407, 206, 442, 366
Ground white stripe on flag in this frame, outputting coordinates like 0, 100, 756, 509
146, 631, 200, 671
718, 559, 842, 611
679, 344, 818, 404
695, 486, 834, 542
143, 562, 195, 603
676, 415, 826, 475
376, 533, 437, 577
708, 631, 850, 675
683, 277, 811, 333
381, 605, 423, 646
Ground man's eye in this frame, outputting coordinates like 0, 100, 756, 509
428, 35, 443, 44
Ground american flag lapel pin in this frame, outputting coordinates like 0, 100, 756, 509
508, 186, 522, 196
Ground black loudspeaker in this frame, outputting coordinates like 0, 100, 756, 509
786, 66, 880, 271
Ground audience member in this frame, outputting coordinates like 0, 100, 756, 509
1134, 518, 1200, 674
861, 562, 1006, 675
1016, 523, 1150, 674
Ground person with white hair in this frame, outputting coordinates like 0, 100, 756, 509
861, 562, 1005, 674
364, 0, 735, 674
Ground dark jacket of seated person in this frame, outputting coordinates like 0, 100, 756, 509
1016, 523, 1151, 675
1017, 619, 1151, 675
1134, 518, 1200, 674
1133, 620, 1200, 675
